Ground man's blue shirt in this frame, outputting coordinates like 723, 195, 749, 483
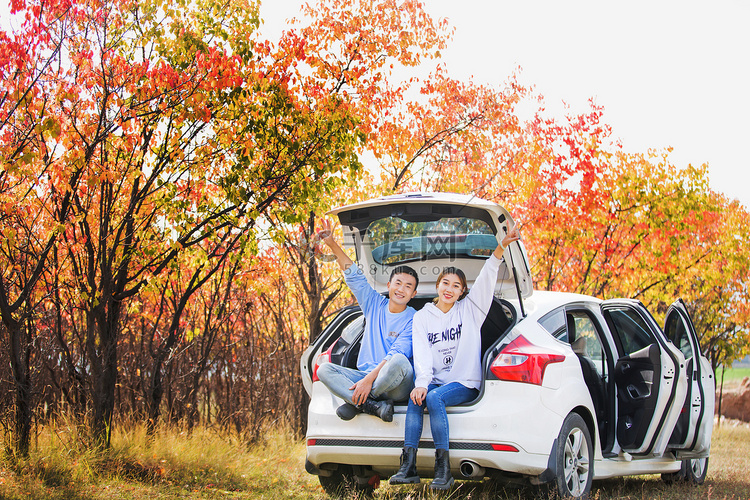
343, 266, 415, 373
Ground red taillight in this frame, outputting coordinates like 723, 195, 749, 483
312, 345, 333, 382
490, 335, 565, 385
491, 443, 519, 452
307, 439, 317, 446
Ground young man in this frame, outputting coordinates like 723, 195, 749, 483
315, 218, 419, 422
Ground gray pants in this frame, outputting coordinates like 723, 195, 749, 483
316, 353, 414, 404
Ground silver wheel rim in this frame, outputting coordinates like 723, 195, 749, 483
563, 427, 590, 496
691, 457, 706, 478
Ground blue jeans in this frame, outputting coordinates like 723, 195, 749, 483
405, 382, 479, 451
316, 353, 414, 404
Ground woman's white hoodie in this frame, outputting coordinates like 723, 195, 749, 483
412, 252, 503, 390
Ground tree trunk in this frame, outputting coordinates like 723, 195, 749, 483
718, 365, 725, 427
146, 331, 177, 435
146, 365, 164, 435
7, 318, 32, 456
90, 338, 118, 447
88, 297, 122, 448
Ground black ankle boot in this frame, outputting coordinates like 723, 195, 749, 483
360, 398, 394, 422
430, 449, 454, 490
389, 447, 420, 484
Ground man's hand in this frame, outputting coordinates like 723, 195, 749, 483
350, 377, 374, 406
316, 218, 353, 270
410, 387, 428, 406
317, 218, 335, 245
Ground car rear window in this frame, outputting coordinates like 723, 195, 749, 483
367, 216, 496, 265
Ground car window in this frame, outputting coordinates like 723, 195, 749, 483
605, 307, 654, 356
665, 313, 693, 360
539, 308, 567, 341
567, 310, 607, 377
367, 216, 496, 265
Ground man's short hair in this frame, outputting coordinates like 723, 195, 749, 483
390, 265, 419, 288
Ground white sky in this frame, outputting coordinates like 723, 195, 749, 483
3, 0, 747, 208
258, 0, 750, 209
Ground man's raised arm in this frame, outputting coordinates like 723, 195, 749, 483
318, 218, 354, 271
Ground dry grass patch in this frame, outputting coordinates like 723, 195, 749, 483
1, 419, 748, 499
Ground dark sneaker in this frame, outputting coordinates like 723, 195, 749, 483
361, 398, 394, 422
335, 403, 361, 421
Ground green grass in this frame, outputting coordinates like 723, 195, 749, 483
716, 366, 750, 385
1, 419, 749, 499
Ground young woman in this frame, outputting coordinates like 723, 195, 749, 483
389, 224, 521, 490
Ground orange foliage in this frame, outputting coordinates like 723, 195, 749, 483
1, 0, 749, 452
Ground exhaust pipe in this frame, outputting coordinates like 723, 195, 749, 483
460, 460, 485, 478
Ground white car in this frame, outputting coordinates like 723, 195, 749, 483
300, 192, 714, 498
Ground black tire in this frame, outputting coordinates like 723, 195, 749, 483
554, 413, 594, 498
662, 457, 709, 485
318, 465, 374, 498
661, 467, 682, 483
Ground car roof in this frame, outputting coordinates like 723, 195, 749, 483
515, 290, 604, 320
327, 192, 505, 216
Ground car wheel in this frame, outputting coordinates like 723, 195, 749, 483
662, 457, 709, 485
683, 457, 708, 484
318, 464, 374, 498
554, 413, 593, 498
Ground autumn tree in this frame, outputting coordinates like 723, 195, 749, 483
389, 90, 750, 368
372, 68, 528, 194
507, 104, 750, 366
1, 0, 363, 448
0, 0, 88, 456
134, 235, 248, 434
3, 0, 749, 453
264, 1, 450, 339
682, 195, 750, 370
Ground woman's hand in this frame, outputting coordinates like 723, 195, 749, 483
410, 387, 428, 406
501, 223, 521, 248
493, 223, 521, 259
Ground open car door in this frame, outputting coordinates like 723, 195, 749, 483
602, 300, 688, 457
300, 306, 363, 396
664, 299, 714, 458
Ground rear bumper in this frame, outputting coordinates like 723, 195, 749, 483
305, 380, 568, 478
306, 439, 551, 478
